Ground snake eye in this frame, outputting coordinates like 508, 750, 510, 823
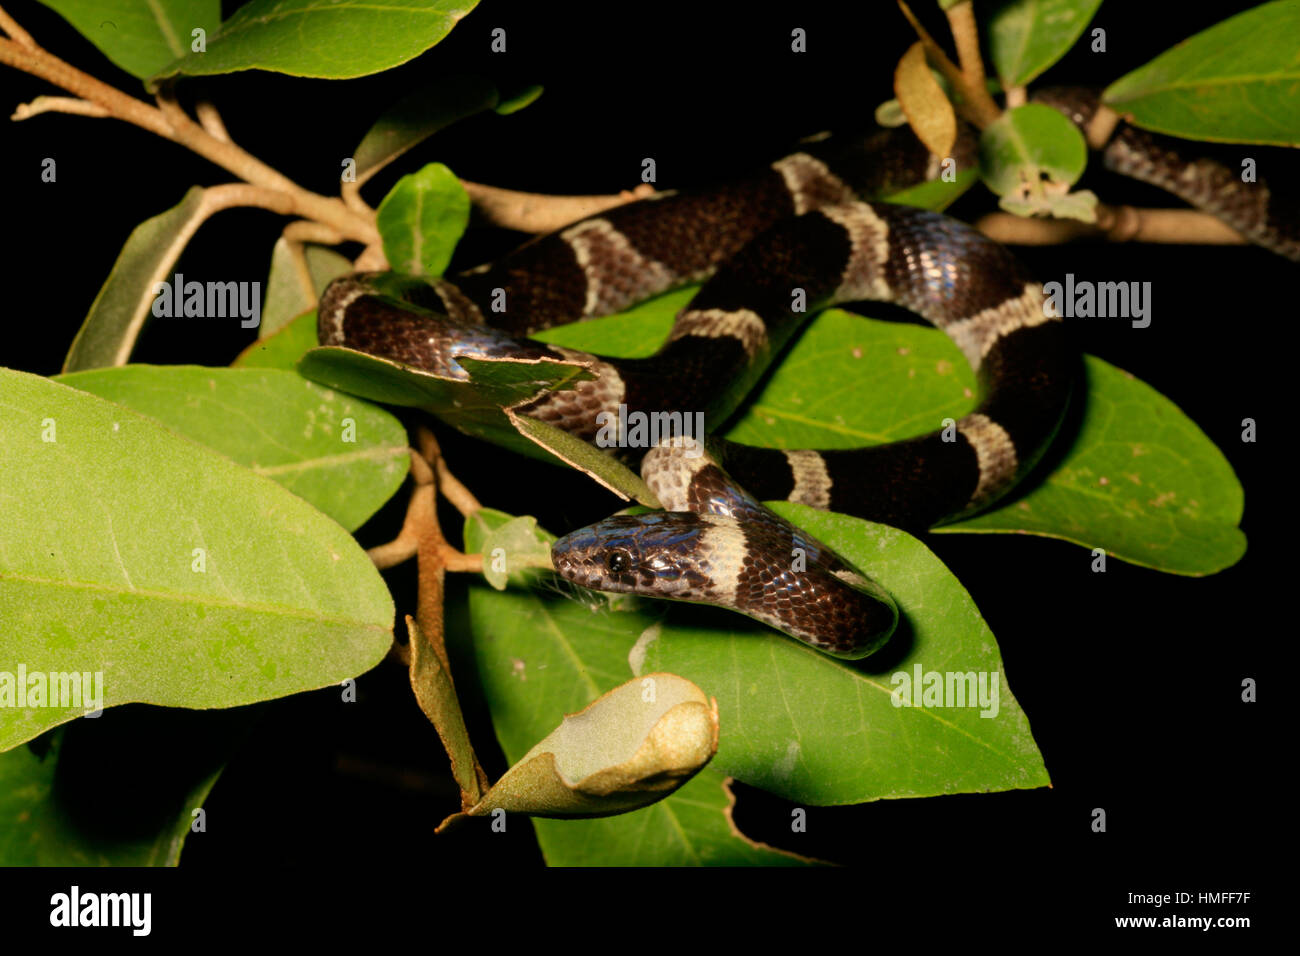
605, 549, 632, 574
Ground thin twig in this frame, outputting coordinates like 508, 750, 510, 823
341, 179, 374, 218
0, 21, 377, 244
418, 428, 483, 517
0, 3, 36, 48
975, 205, 1249, 247
195, 99, 230, 142
460, 178, 656, 233
944, 2, 988, 101
283, 219, 345, 246
11, 95, 108, 120
353, 243, 389, 271
368, 444, 485, 570
1084, 105, 1122, 150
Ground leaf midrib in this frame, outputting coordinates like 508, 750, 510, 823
0, 569, 389, 629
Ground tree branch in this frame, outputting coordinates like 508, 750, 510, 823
0, 14, 377, 246
976, 204, 1250, 248
460, 178, 656, 233
1084, 104, 1122, 150
194, 99, 230, 143
420, 429, 482, 517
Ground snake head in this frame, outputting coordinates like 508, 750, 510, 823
551, 513, 720, 597
551, 511, 897, 660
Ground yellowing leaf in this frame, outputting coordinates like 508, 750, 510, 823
894, 42, 957, 159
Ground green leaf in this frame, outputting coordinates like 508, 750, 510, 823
723, 308, 978, 448
476, 515, 555, 590
457, 509, 816, 864
261, 240, 351, 337
495, 83, 544, 115
985, 0, 1104, 88
509, 414, 659, 506
534, 767, 814, 866
54, 365, 410, 532
37, 0, 220, 79
462, 506, 1047, 810
0, 369, 393, 751
150, 0, 480, 85
0, 707, 258, 865
233, 310, 319, 370
297, 341, 593, 462
532, 286, 695, 357
979, 102, 1088, 198
879, 166, 978, 211
641, 502, 1048, 803
940, 357, 1245, 574
375, 164, 471, 276
353, 75, 500, 185
63, 187, 208, 372
407, 616, 484, 808
1103, 0, 1300, 146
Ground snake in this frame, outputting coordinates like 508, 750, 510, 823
318, 88, 1297, 659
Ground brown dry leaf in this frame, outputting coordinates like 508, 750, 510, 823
408, 615, 489, 808
894, 41, 958, 159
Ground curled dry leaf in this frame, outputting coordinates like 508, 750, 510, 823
894, 42, 958, 160
441, 673, 717, 826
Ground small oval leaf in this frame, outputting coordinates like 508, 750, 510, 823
979, 102, 1088, 201
985, 0, 1104, 88
375, 164, 471, 277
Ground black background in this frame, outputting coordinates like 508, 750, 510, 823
0, 0, 1282, 933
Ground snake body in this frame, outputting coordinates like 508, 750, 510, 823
319, 89, 1296, 658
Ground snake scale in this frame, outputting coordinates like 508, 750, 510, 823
319, 88, 1297, 658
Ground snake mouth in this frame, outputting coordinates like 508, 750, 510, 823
550, 539, 616, 592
